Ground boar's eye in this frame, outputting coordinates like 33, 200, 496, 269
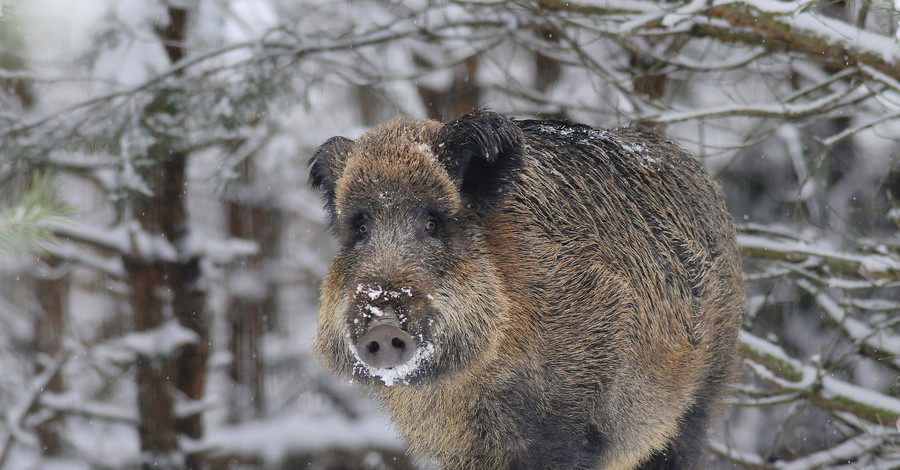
347, 213, 371, 244
423, 214, 442, 237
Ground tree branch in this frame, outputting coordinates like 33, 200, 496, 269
740, 331, 900, 425
0, 351, 71, 468
702, 3, 900, 80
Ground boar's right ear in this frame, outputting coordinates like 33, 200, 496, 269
436, 110, 524, 210
308, 136, 354, 221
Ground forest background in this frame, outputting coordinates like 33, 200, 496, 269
1, 0, 899, 469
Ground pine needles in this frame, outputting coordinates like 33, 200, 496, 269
0, 173, 68, 255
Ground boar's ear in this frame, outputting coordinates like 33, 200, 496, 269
308, 136, 354, 221
436, 109, 524, 210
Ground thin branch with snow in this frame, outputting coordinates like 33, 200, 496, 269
740, 331, 900, 425
0, 351, 71, 468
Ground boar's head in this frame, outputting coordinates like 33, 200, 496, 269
308, 110, 524, 387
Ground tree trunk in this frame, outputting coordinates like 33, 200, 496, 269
0, 2, 36, 110
32, 258, 67, 456
416, 55, 482, 121
225, 160, 282, 421
3, 8, 64, 458
124, 5, 209, 469
533, 25, 561, 95
126, 256, 179, 466
165, 153, 209, 470
128, 113, 209, 470
628, 37, 675, 133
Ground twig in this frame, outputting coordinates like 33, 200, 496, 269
0, 350, 72, 468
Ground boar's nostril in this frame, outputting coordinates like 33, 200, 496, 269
357, 321, 417, 369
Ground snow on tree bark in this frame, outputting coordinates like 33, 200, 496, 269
122, 4, 210, 469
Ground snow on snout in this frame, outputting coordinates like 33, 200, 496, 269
350, 284, 433, 385
355, 283, 416, 319
363, 304, 384, 317
349, 338, 435, 387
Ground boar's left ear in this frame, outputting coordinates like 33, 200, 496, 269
308, 136, 354, 222
436, 109, 525, 210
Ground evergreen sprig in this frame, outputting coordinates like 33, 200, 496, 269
0, 173, 69, 255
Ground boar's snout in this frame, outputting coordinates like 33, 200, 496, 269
357, 316, 417, 369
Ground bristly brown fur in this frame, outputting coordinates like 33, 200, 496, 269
309, 110, 743, 470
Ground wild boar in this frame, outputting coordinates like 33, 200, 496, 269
309, 109, 743, 469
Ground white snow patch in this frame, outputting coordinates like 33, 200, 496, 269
888, 207, 900, 223
355, 284, 415, 301
115, 320, 199, 358
536, 123, 575, 137
822, 374, 900, 416
622, 141, 661, 168
799, 280, 900, 369
129, 221, 179, 262
363, 303, 385, 318
205, 409, 402, 465
778, 432, 881, 470
743, 331, 900, 418
203, 237, 259, 264
859, 254, 900, 276
417, 142, 437, 160
174, 396, 218, 420
88, 0, 171, 89
584, 127, 611, 141
356, 283, 384, 301
846, 298, 900, 312
40, 391, 138, 424
660, 0, 710, 28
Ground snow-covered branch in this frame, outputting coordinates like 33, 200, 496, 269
653, 85, 869, 124
740, 331, 900, 425
529, 0, 900, 79
50, 220, 258, 269
707, 440, 769, 469
0, 351, 71, 467
777, 433, 887, 470
703, 1, 900, 78
113, 320, 199, 360
38, 393, 138, 426
738, 232, 900, 281
42, 242, 125, 279
797, 280, 900, 372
